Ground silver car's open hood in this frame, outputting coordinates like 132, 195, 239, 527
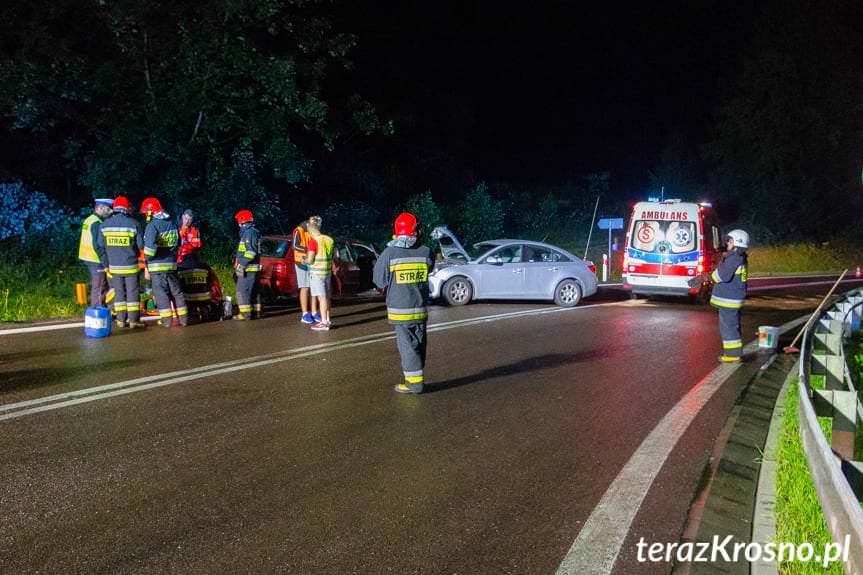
431, 226, 470, 262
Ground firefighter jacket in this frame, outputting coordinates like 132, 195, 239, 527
143, 212, 180, 272
710, 249, 748, 309
98, 212, 143, 276
79, 213, 107, 265
373, 242, 433, 325
292, 225, 311, 269
178, 261, 212, 302
235, 223, 262, 273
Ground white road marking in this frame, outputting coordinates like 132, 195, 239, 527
554, 313, 808, 575
0, 301, 628, 422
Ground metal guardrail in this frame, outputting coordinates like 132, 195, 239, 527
799, 287, 863, 574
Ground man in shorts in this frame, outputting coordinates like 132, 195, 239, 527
306, 216, 334, 331
292, 219, 318, 323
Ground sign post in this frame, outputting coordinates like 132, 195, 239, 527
597, 218, 624, 282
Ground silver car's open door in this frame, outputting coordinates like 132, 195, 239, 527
431, 226, 471, 263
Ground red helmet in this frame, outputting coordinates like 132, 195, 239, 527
394, 212, 418, 237
140, 197, 163, 214
113, 196, 130, 210
235, 209, 254, 225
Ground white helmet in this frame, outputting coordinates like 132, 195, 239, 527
727, 229, 749, 249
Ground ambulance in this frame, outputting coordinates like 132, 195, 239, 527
622, 199, 722, 300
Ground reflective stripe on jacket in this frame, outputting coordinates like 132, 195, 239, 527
144, 213, 180, 273
78, 214, 104, 264
310, 235, 335, 276
373, 245, 432, 324
292, 225, 311, 269
710, 250, 748, 309
98, 212, 143, 275
236, 223, 262, 273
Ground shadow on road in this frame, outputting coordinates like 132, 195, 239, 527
426, 351, 607, 393
0, 359, 140, 395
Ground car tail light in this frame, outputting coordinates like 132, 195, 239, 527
273, 263, 287, 277
587, 261, 597, 275
697, 264, 704, 273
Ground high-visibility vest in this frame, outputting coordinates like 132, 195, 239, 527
293, 225, 311, 266
310, 235, 334, 276
78, 214, 101, 263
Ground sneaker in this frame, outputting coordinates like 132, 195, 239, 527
312, 312, 322, 323
114, 320, 127, 329
311, 321, 330, 331
718, 355, 741, 363
301, 312, 314, 324
128, 321, 146, 329
234, 313, 249, 321
394, 383, 413, 394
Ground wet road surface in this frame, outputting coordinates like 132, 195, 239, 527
1, 277, 861, 574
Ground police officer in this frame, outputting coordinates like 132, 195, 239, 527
692, 229, 749, 362
78, 198, 113, 307
234, 209, 262, 320
142, 197, 188, 327
373, 212, 433, 394
98, 196, 145, 328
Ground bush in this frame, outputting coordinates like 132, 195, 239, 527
457, 182, 504, 247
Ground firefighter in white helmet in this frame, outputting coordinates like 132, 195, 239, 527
691, 229, 749, 362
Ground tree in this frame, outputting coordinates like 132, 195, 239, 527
404, 190, 444, 248
457, 182, 504, 248
0, 0, 390, 218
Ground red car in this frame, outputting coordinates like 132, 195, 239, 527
258, 235, 379, 298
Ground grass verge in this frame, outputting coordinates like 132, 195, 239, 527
775, 375, 842, 574
749, 243, 863, 276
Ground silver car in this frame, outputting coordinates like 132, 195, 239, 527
428, 226, 598, 307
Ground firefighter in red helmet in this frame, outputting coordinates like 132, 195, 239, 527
233, 209, 263, 320
97, 196, 145, 328
373, 212, 433, 394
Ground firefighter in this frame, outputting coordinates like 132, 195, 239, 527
292, 219, 316, 324
178, 209, 202, 264
234, 209, 263, 320
691, 229, 749, 362
78, 198, 113, 307
373, 212, 433, 394
142, 197, 188, 327
98, 196, 145, 328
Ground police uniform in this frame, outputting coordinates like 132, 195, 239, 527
144, 212, 188, 327
235, 222, 263, 319
98, 210, 143, 325
373, 239, 433, 393
710, 248, 748, 360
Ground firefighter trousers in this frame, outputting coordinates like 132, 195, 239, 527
236, 271, 262, 318
718, 307, 743, 358
110, 273, 141, 324
151, 271, 188, 327
86, 263, 108, 308
394, 322, 427, 392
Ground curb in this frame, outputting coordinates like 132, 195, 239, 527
750, 360, 797, 575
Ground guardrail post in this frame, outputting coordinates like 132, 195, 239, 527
812, 354, 847, 390
812, 389, 858, 460
814, 333, 843, 356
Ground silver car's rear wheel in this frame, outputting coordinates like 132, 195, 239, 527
443, 276, 473, 306
554, 279, 582, 307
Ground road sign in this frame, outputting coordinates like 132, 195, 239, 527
597, 218, 624, 230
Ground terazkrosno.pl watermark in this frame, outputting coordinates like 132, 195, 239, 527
636, 535, 850, 568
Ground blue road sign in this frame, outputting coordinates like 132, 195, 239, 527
597, 218, 624, 230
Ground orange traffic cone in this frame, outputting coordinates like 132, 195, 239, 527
857, 265, 861, 279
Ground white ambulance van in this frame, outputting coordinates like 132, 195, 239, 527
622, 199, 722, 300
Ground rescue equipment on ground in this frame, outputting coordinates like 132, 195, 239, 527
84, 307, 112, 338
758, 326, 779, 350
75, 283, 87, 305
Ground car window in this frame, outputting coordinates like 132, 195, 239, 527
351, 243, 376, 260
334, 242, 354, 262
489, 245, 522, 263
260, 239, 289, 258
523, 246, 566, 263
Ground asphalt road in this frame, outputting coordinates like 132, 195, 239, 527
1, 276, 861, 574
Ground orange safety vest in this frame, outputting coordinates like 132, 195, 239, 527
293, 225, 312, 267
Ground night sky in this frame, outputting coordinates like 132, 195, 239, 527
339, 1, 757, 193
